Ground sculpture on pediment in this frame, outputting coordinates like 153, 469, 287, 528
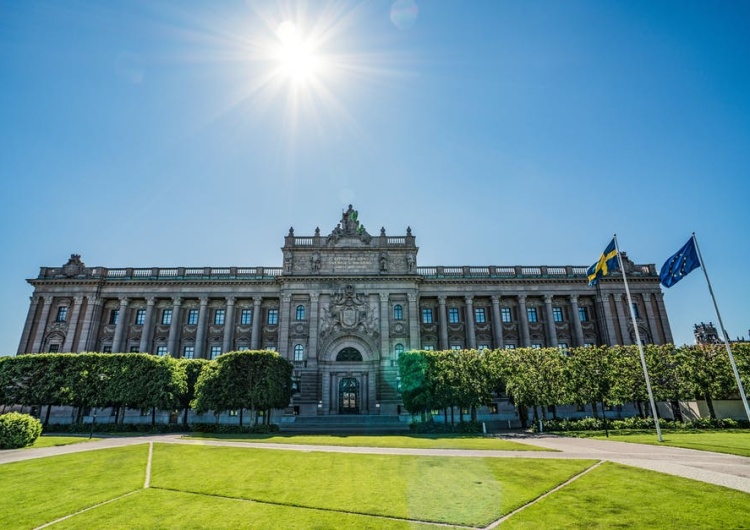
62, 254, 86, 277
326, 204, 372, 245
406, 253, 415, 273
311, 252, 321, 272
320, 284, 379, 339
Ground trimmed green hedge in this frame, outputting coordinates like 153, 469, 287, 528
0, 412, 43, 449
190, 423, 279, 434
534, 416, 749, 433
409, 420, 483, 434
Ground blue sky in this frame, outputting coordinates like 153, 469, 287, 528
1, 0, 749, 355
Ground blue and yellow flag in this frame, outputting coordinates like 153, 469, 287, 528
659, 237, 700, 288
587, 238, 619, 286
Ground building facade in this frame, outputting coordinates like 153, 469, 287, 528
18, 206, 673, 417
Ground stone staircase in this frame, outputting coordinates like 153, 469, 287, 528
280, 414, 409, 434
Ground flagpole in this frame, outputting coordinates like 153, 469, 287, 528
613, 234, 663, 442
692, 233, 750, 422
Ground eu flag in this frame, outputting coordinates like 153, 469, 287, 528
587, 238, 619, 286
660, 237, 700, 288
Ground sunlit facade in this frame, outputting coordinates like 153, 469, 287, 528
18, 206, 673, 418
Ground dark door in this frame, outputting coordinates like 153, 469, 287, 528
339, 377, 359, 414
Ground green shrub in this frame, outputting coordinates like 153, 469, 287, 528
409, 420, 483, 434
189, 423, 279, 434
0, 412, 43, 449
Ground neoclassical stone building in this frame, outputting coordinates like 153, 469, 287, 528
18, 206, 673, 417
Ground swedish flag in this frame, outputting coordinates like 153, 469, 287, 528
587, 238, 619, 286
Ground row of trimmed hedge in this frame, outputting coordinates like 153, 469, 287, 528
533, 416, 750, 432
40, 422, 279, 435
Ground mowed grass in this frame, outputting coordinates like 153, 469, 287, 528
51, 488, 440, 530
568, 429, 750, 457
151, 443, 594, 526
184, 432, 551, 451
0, 444, 147, 529
502, 461, 750, 529
30, 435, 102, 448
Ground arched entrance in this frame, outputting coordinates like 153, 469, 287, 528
338, 377, 360, 414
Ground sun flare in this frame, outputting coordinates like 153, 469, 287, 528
275, 21, 319, 83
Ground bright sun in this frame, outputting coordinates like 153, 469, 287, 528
275, 21, 319, 83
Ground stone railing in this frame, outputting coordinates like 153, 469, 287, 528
37, 266, 284, 281
416, 264, 657, 279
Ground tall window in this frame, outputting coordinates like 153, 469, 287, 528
504, 344, 515, 349
183, 346, 195, 359
423, 345, 435, 351
448, 308, 459, 323
294, 344, 304, 361
527, 307, 538, 323
210, 346, 222, 360
631, 303, 640, 318
478, 344, 489, 351
55, 306, 68, 322
240, 308, 252, 325
578, 307, 589, 322
48, 344, 60, 353
475, 307, 486, 323
296, 305, 305, 320
394, 343, 404, 358
135, 309, 146, 325
161, 309, 172, 325
553, 307, 564, 322
393, 304, 403, 320
531, 344, 542, 349
214, 309, 225, 325
421, 308, 433, 324
130, 346, 139, 353
501, 307, 512, 323
267, 309, 279, 325
451, 345, 462, 350
109, 309, 119, 325
187, 309, 199, 325
156, 346, 168, 357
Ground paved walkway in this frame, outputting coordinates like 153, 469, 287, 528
2, 433, 750, 494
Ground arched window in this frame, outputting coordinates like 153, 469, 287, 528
393, 304, 403, 320
294, 344, 304, 361
394, 343, 404, 358
336, 347, 363, 362
296, 305, 305, 320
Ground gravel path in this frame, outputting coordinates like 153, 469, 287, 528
2, 433, 749, 494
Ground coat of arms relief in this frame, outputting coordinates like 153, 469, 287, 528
320, 284, 379, 339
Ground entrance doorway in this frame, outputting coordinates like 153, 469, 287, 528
339, 377, 359, 414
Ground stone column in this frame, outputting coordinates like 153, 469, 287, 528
250, 296, 262, 350
139, 297, 156, 354
309, 293, 320, 365
654, 292, 674, 344
641, 293, 659, 344
465, 295, 476, 349
195, 297, 209, 359
379, 293, 389, 361
613, 294, 631, 345
437, 296, 449, 350
490, 295, 504, 349
222, 297, 236, 353
30, 296, 53, 353
596, 292, 618, 346
62, 296, 84, 352
569, 295, 585, 347
407, 293, 420, 350
111, 297, 130, 353
543, 295, 558, 348
167, 297, 182, 356
278, 293, 292, 359
80, 297, 104, 351
17, 295, 41, 354
517, 295, 531, 347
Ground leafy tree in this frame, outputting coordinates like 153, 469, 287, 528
677, 344, 735, 419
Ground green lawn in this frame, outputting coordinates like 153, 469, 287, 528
0, 444, 147, 529
151, 444, 592, 526
502, 461, 750, 529
30, 435, 102, 449
52, 488, 439, 530
183, 432, 551, 451
3, 442, 750, 529
566, 429, 750, 457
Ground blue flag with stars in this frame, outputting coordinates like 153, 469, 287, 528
587, 238, 619, 286
660, 237, 700, 288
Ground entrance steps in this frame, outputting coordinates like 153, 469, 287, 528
280, 414, 410, 434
